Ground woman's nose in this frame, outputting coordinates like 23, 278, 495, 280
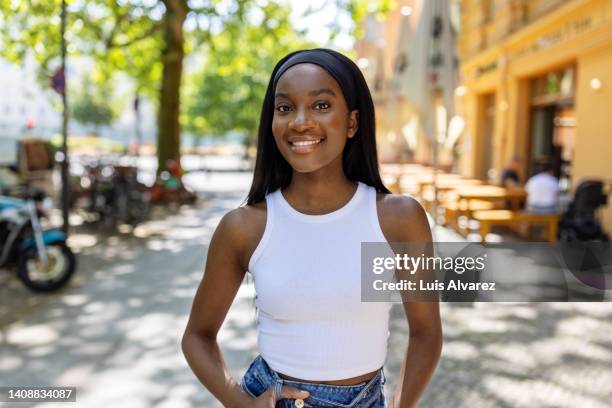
289, 109, 314, 131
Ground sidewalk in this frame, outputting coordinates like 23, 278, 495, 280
0, 193, 246, 408
0, 186, 610, 407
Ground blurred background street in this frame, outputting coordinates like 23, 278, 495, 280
1, 0, 612, 407
1, 171, 611, 407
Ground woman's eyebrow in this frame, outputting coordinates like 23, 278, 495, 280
308, 88, 336, 97
274, 88, 337, 99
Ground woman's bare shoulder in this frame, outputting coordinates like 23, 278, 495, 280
216, 201, 267, 270
232, 201, 267, 235
375, 193, 431, 243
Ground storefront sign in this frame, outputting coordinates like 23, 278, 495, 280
475, 60, 498, 77
508, 11, 600, 62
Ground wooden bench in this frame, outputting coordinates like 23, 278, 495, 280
472, 210, 559, 242
419, 188, 494, 226
444, 200, 495, 231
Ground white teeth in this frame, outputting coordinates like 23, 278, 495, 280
291, 140, 321, 146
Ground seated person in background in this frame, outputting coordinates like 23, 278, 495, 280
525, 162, 559, 213
501, 155, 522, 188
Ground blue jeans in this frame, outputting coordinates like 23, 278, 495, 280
240, 354, 387, 407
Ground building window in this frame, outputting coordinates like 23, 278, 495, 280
482, 0, 493, 24
528, 65, 576, 191
530, 66, 575, 106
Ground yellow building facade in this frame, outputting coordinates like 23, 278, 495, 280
458, 0, 612, 231
354, 0, 422, 163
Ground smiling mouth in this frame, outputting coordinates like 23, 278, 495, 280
288, 138, 325, 154
289, 139, 322, 146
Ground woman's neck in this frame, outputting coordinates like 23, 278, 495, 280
282, 173, 358, 215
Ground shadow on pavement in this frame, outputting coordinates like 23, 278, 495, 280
0, 191, 258, 408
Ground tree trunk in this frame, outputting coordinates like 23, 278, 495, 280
156, 0, 187, 176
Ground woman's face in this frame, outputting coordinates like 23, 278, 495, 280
272, 63, 358, 174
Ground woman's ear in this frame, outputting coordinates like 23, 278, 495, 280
348, 110, 359, 138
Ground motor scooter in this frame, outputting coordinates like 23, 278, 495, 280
0, 191, 76, 292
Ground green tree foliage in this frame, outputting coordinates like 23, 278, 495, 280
0, 0, 163, 96
0, 0, 250, 175
184, 2, 315, 146
71, 76, 117, 135
0, 0, 387, 175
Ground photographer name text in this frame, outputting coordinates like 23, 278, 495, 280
373, 279, 495, 291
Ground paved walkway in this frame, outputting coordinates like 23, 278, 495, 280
0, 181, 611, 407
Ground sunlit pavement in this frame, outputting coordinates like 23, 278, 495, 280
0, 170, 611, 407
0, 170, 254, 408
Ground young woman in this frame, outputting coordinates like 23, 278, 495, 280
182, 48, 442, 408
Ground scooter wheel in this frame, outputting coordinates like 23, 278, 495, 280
17, 242, 77, 292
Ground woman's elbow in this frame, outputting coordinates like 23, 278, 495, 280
181, 328, 215, 353
181, 330, 194, 358
181, 329, 203, 356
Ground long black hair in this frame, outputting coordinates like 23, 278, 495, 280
244, 48, 390, 205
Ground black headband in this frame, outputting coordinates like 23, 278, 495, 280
272, 49, 358, 111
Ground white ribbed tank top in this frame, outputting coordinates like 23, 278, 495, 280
247, 181, 393, 380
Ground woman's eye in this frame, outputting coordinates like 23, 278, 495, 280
275, 105, 291, 112
315, 102, 330, 110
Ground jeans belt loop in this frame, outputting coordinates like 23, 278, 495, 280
273, 377, 284, 402
262, 356, 286, 403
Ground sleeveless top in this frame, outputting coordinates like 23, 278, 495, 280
247, 182, 393, 381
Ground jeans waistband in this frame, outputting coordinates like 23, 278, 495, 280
257, 355, 385, 403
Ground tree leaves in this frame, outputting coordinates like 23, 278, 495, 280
1, 0, 378, 158
71, 74, 118, 133
183, 1, 315, 143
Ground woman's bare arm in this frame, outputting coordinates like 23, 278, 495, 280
181, 208, 257, 408
182, 205, 315, 407
379, 195, 443, 408
393, 298, 442, 408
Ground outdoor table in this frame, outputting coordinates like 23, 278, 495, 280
419, 178, 483, 195
381, 164, 430, 193
454, 186, 527, 212
415, 173, 466, 195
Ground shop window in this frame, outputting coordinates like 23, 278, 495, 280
530, 106, 556, 173
528, 65, 576, 193
530, 65, 575, 106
